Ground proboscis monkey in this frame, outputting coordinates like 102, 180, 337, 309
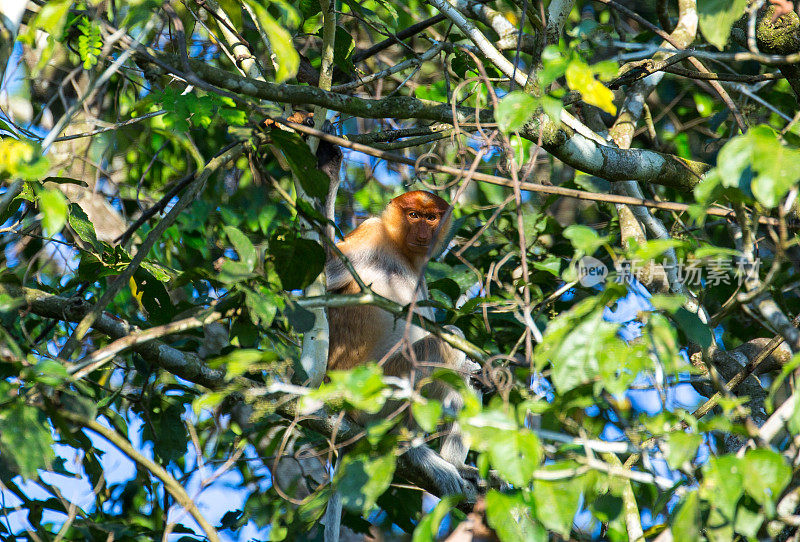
326, 190, 481, 496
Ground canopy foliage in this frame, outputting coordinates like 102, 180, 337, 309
3, 0, 800, 540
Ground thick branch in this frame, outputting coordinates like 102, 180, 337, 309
1, 283, 226, 388
150, 56, 709, 190
2, 283, 484, 500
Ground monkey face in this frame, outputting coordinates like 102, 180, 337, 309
403, 208, 443, 253
386, 191, 451, 258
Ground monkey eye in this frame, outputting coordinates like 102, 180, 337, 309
426, 214, 437, 222
408, 211, 419, 219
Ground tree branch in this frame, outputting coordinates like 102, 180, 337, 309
2, 283, 487, 501
130, 52, 709, 190
56, 143, 245, 360
57, 410, 221, 542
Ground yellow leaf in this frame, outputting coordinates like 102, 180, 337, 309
565, 61, 617, 115
129, 277, 145, 311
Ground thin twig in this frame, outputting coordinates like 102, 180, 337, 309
272, 118, 782, 225
57, 144, 244, 360
58, 411, 221, 542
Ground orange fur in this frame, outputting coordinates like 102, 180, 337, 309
325, 192, 480, 498
383, 191, 450, 267
326, 191, 451, 373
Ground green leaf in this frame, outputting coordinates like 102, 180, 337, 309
60, 391, 98, 420
283, 300, 316, 332
694, 93, 715, 117
742, 449, 790, 507
531, 255, 561, 276
706, 507, 734, 542
132, 269, 175, 325
312, 364, 388, 413
532, 473, 582, 537
463, 408, 517, 450
597, 336, 650, 395
563, 224, 605, 254
243, 287, 279, 327
429, 278, 460, 303
698, 0, 748, 50
243, 0, 299, 82
540, 95, 562, 124
38, 188, 69, 236
411, 400, 442, 433
734, 496, 765, 538
218, 260, 253, 284
534, 307, 620, 393
0, 402, 55, 479
663, 431, 702, 470
412, 496, 459, 542
650, 294, 687, 313
671, 307, 713, 349
748, 126, 800, 207
77, 17, 102, 70
299, 0, 321, 18
487, 430, 542, 487
269, 232, 325, 290
672, 491, 701, 542
192, 391, 228, 415
629, 238, 686, 262
336, 453, 396, 514
539, 45, 570, 87
694, 245, 741, 259
701, 455, 743, 519
156, 88, 244, 130
67, 203, 101, 252
208, 348, 277, 376
139, 400, 189, 464
590, 493, 623, 523
705, 125, 800, 208
486, 490, 546, 542
139, 261, 175, 282
269, 130, 330, 199
21, 0, 73, 43
32, 358, 70, 386
223, 226, 257, 271
495, 91, 538, 133
694, 170, 724, 204
332, 25, 355, 74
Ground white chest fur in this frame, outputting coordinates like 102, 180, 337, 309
326, 243, 434, 358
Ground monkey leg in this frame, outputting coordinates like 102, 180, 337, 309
403, 444, 479, 500
439, 402, 469, 465
384, 325, 481, 481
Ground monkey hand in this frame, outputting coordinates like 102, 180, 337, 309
456, 463, 486, 494
434, 460, 480, 502
401, 446, 480, 502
